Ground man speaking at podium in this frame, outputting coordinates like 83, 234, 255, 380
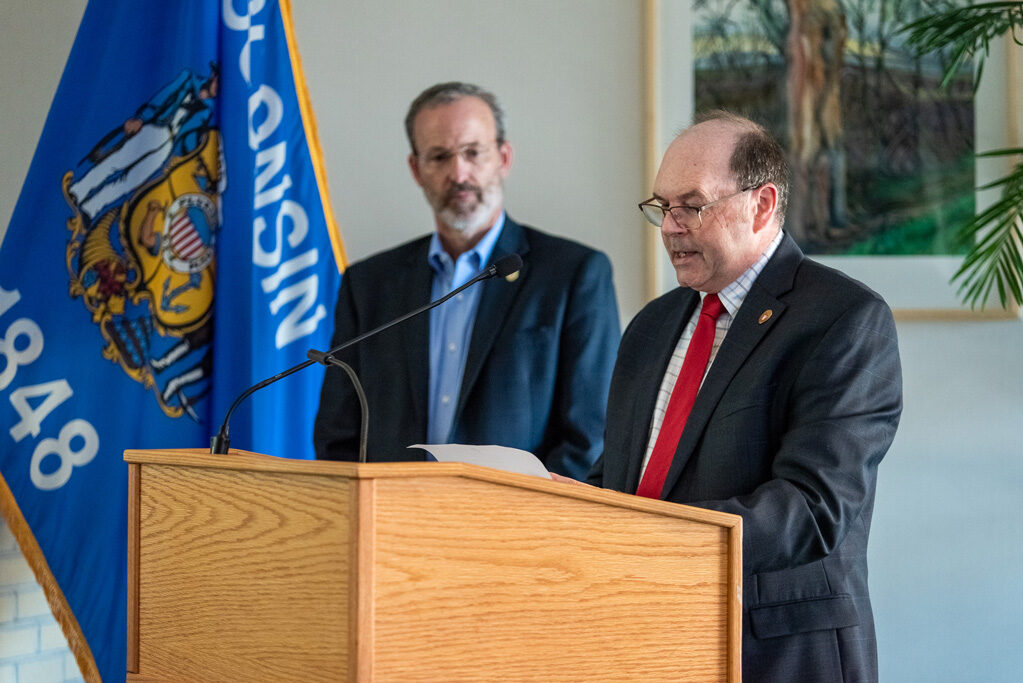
314, 82, 620, 479
588, 112, 902, 681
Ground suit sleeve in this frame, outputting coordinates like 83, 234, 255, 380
693, 297, 902, 574
541, 251, 621, 479
312, 272, 362, 461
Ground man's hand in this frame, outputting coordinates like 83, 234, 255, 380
549, 472, 594, 486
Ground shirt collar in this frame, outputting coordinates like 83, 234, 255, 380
428, 211, 506, 274
704, 229, 785, 318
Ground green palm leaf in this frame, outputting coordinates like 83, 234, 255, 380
951, 162, 1023, 308
902, 2, 1023, 309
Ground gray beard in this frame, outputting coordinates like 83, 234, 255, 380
438, 184, 502, 234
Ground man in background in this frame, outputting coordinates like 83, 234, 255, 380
314, 82, 620, 479
589, 111, 902, 681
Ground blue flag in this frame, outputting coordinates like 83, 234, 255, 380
0, 1, 344, 679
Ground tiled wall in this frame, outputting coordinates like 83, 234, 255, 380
0, 520, 83, 683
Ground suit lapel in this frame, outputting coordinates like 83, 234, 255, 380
401, 241, 434, 437
658, 234, 804, 500
453, 218, 530, 422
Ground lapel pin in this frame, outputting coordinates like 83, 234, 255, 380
505, 271, 520, 283
758, 309, 773, 324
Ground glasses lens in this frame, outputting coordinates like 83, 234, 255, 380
666, 206, 700, 230
639, 204, 664, 227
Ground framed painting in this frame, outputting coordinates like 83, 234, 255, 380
643, 0, 1021, 319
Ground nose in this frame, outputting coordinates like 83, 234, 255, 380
450, 153, 473, 183
660, 210, 689, 235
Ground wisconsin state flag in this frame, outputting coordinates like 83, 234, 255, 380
0, 1, 344, 679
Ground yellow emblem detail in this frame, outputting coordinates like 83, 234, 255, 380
123, 131, 222, 335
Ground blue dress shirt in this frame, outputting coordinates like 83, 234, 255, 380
426, 214, 505, 443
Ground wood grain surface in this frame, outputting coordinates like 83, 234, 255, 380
368, 475, 731, 681
135, 464, 352, 681
126, 450, 740, 681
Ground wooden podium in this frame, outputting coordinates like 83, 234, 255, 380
125, 449, 741, 682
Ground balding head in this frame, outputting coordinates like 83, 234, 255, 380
691, 111, 789, 225
647, 111, 786, 292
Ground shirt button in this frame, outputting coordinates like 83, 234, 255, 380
441, 395, 451, 405
456, 293, 464, 300
448, 343, 457, 353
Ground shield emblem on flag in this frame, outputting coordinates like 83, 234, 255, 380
122, 129, 221, 334
165, 196, 215, 270
63, 126, 223, 418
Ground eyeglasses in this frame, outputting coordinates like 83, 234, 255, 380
418, 142, 497, 170
638, 186, 757, 230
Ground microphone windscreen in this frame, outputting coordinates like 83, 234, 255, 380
494, 253, 523, 278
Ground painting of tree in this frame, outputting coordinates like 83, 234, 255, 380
693, 0, 975, 256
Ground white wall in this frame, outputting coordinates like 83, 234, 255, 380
0, 2, 86, 248
2, 3, 1022, 682
290, 0, 647, 318
870, 319, 1023, 681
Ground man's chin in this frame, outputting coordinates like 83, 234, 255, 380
445, 205, 478, 224
673, 268, 707, 291
440, 205, 494, 234
440, 212, 482, 234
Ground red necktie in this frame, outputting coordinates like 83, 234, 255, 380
636, 293, 724, 499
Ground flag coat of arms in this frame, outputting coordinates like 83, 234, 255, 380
0, 1, 345, 679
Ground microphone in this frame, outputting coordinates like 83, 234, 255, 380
209, 252, 523, 455
310, 253, 523, 358
494, 253, 522, 278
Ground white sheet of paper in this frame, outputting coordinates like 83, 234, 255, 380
410, 444, 550, 479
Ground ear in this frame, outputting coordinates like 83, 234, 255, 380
750, 183, 778, 233
408, 153, 424, 188
497, 141, 514, 179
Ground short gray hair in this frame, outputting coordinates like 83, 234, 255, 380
405, 82, 506, 155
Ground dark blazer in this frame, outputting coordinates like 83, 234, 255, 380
314, 217, 620, 479
589, 234, 902, 682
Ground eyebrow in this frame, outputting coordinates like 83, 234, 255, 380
651, 190, 704, 204
423, 141, 485, 154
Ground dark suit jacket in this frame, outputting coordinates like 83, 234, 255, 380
314, 217, 620, 479
589, 234, 902, 682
